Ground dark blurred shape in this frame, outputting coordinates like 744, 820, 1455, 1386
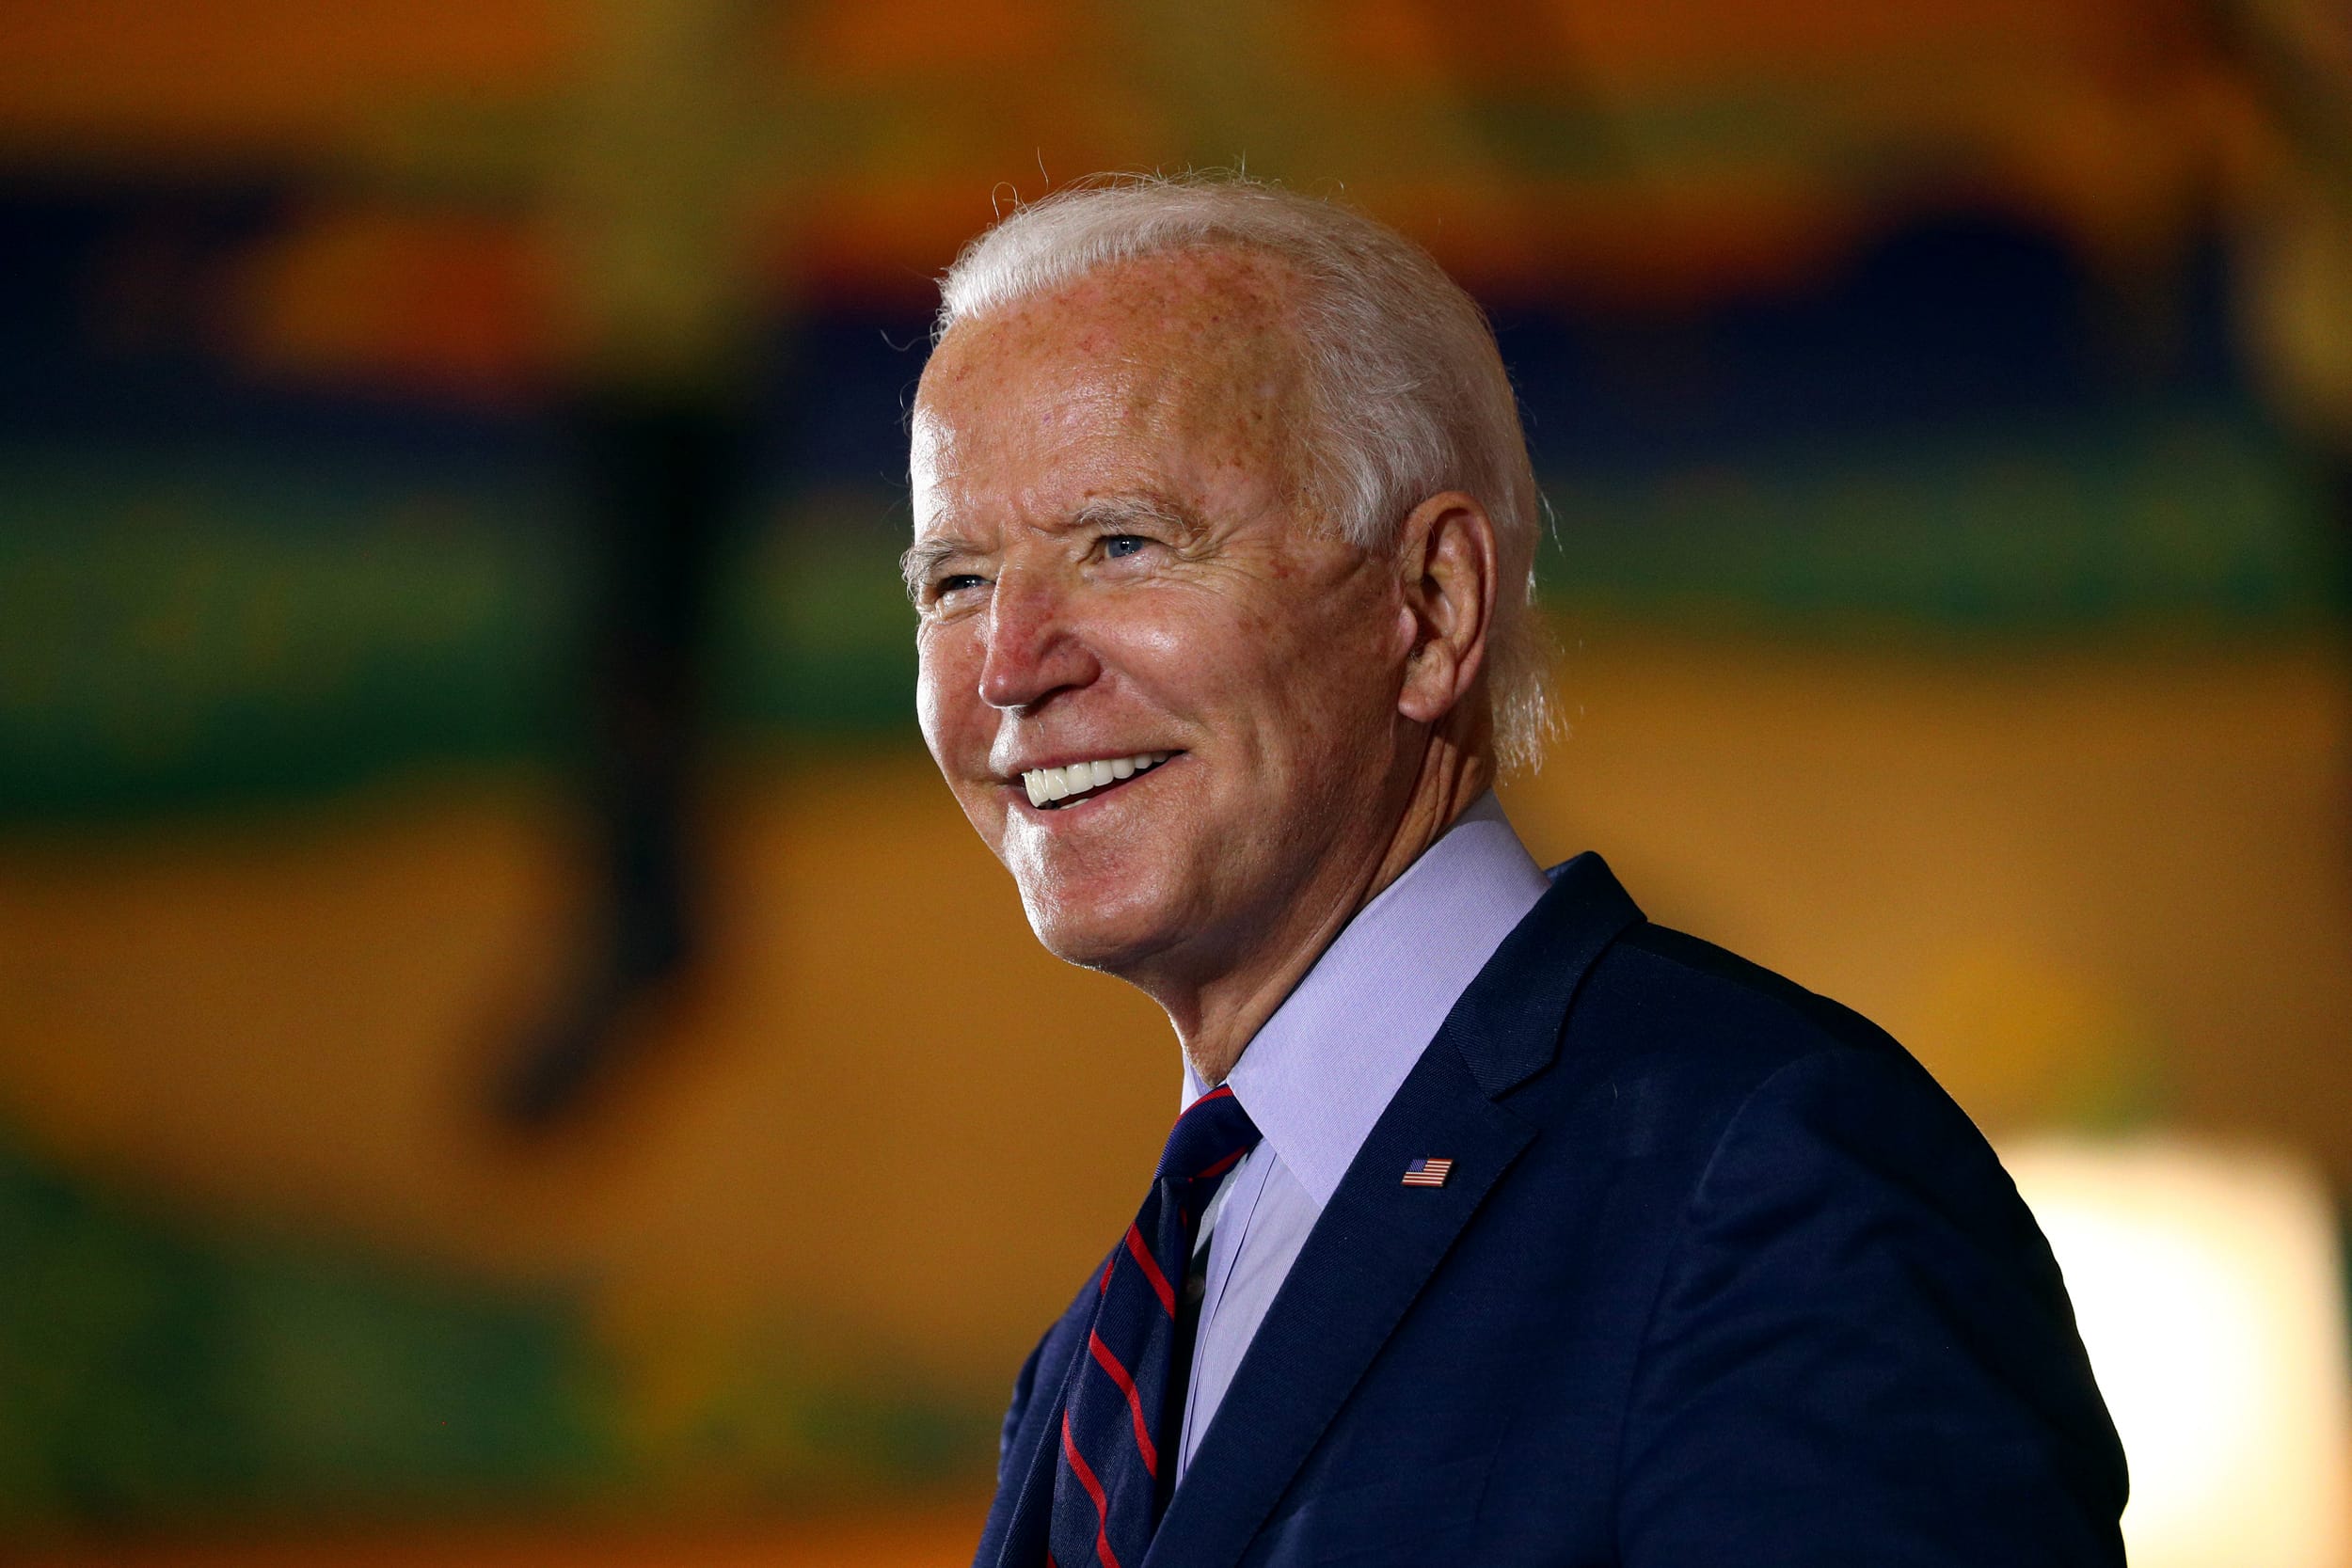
492, 0, 773, 1132
493, 389, 745, 1131
1496, 211, 2122, 477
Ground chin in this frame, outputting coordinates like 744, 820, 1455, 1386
1000, 816, 1183, 961
1015, 875, 1189, 974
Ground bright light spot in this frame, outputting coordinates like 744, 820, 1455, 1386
2005, 1137, 2352, 1568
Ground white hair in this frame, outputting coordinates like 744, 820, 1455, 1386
933, 172, 1557, 773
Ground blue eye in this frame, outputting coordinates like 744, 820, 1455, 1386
1104, 535, 1146, 560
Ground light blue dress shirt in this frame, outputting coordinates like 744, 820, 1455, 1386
1172, 791, 1551, 1485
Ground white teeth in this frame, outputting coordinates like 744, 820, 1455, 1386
1019, 752, 1171, 809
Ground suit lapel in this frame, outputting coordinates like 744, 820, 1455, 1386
990, 1373, 1066, 1567
1143, 853, 1643, 1568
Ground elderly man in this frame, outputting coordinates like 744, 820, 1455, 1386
907, 176, 2126, 1568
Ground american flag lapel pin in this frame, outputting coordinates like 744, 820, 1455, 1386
1402, 1157, 1454, 1189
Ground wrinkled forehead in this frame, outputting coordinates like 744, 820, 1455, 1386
911, 246, 1315, 520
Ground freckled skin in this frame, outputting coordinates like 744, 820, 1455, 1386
911, 247, 1498, 1082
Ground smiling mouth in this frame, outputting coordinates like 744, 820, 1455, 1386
1020, 751, 1176, 810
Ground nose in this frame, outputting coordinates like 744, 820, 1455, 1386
977, 567, 1099, 711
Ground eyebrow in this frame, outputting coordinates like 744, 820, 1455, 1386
900, 535, 977, 602
1071, 493, 1201, 537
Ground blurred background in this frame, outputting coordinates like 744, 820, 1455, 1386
2, 0, 2349, 1563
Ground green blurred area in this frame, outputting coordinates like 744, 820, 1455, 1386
1543, 407, 2340, 634
2, 402, 2336, 826
0, 1130, 993, 1534
0, 456, 926, 822
0, 1129, 611, 1530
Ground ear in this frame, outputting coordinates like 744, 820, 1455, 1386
1392, 490, 1499, 727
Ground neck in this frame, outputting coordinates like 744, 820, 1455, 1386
1153, 720, 1494, 1086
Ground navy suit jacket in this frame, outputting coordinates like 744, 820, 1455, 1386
976, 854, 2128, 1567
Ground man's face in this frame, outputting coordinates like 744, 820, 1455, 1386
908, 250, 1417, 980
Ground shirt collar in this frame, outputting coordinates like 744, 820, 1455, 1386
1180, 791, 1551, 1209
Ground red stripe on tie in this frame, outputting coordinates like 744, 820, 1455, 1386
1179, 1085, 1233, 1123
1060, 1412, 1123, 1568
1123, 1224, 1176, 1317
1100, 1256, 1114, 1296
1192, 1147, 1247, 1182
1088, 1330, 1159, 1477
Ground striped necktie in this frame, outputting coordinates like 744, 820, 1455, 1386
1048, 1084, 1262, 1568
